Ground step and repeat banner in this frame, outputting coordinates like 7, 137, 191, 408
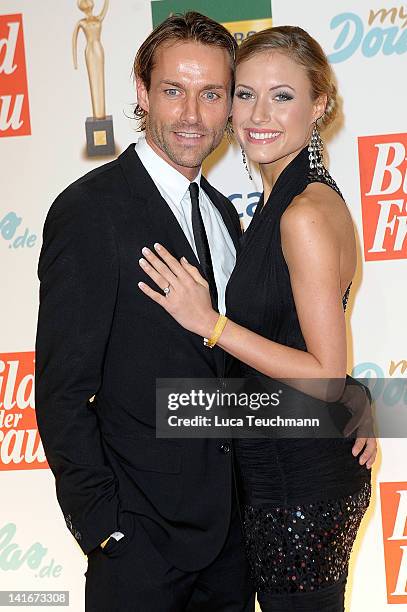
0, 0, 406, 610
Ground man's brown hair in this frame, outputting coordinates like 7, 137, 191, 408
133, 11, 237, 131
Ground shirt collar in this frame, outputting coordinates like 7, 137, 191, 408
135, 135, 202, 204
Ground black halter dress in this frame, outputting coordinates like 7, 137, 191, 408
225, 146, 372, 612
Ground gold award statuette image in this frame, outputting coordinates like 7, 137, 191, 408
73, 0, 115, 156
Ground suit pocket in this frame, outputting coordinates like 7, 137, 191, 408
102, 433, 183, 517
102, 433, 182, 474
101, 510, 136, 559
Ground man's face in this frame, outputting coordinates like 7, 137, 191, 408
136, 40, 232, 179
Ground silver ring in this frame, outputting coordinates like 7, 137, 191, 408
163, 285, 171, 296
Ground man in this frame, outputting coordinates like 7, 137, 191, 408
35, 11, 255, 612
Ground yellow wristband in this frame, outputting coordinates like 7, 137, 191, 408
204, 314, 228, 348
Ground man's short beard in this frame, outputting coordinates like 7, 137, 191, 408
147, 120, 225, 169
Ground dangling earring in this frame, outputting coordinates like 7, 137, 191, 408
225, 120, 234, 143
307, 118, 342, 196
241, 147, 253, 180
308, 120, 324, 175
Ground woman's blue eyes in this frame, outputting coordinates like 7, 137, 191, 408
235, 90, 293, 102
235, 90, 254, 100
275, 92, 293, 101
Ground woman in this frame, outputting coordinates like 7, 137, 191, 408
138, 26, 376, 611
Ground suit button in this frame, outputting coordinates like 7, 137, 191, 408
220, 442, 230, 454
65, 514, 73, 530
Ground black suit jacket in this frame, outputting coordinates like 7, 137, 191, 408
34, 144, 242, 571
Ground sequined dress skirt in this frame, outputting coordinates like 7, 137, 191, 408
234, 437, 372, 612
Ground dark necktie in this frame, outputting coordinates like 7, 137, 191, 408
189, 182, 218, 310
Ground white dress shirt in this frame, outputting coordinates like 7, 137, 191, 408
134, 136, 236, 315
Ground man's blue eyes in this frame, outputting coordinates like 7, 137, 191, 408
164, 90, 220, 100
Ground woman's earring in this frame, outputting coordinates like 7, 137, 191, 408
308, 120, 324, 175
241, 147, 253, 180
225, 120, 234, 142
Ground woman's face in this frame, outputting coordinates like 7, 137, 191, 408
232, 50, 326, 166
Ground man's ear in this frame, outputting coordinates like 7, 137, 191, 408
312, 93, 327, 123
136, 77, 149, 113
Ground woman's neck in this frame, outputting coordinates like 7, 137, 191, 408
259, 145, 308, 205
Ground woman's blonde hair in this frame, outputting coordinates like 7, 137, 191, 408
236, 26, 338, 129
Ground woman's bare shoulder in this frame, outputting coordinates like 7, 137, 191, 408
281, 181, 352, 236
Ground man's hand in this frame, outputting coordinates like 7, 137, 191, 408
341, 381, 377, 469
351, 436, 377, 469
99, 531, 125, 550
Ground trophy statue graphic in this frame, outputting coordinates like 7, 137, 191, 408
73, 0, 115, 156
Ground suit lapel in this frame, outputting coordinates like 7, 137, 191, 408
118, 143, 233, 376
118, 143, 240, 265
118, 143, 202, 268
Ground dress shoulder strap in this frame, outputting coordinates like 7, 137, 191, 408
306, 162, 344, 200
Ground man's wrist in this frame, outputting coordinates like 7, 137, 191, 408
100, 531, 125, 549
